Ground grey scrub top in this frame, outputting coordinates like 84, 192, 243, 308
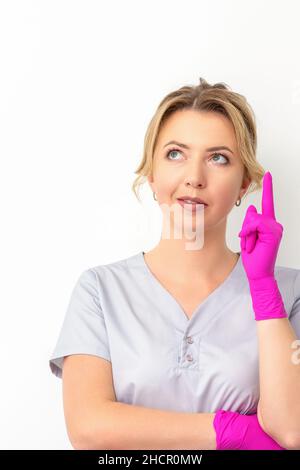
49, 251, 300, 414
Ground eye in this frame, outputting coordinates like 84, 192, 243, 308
210, 153, 230, 165
165, 148, 183, 160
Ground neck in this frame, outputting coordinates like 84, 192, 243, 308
145, 217, 239, 284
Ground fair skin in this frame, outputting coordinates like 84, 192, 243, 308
146, 108, 250, 287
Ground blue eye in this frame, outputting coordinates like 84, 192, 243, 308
166, 148, 182, 160
210, 153, 230, 165
165, 148, 230, 165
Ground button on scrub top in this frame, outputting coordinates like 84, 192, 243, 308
49, 251, 300, 414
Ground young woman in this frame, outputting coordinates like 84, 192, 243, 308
49, 78, 300, 450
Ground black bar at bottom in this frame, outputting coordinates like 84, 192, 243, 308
0, 449, 299, 467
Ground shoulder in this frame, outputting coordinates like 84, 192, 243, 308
275, 263, 299, 286
89, 252, 141, 277
83, 252, 143, 293
275, 264, 300, 315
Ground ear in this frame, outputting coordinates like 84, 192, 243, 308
239, 175, 251, 199
147, 174, 155, 193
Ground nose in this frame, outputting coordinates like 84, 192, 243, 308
185, 178, 203, 188
184, 168, 205, 188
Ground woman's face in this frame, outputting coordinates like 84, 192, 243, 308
148, 109, 250, 231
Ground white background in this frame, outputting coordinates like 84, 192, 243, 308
0, 0, 299, 449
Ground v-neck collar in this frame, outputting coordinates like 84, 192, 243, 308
133, 250, 244, 331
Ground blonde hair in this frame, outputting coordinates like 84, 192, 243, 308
131, 77, 265, 203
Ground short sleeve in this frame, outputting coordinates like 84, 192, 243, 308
49, 268, 111, 379
289, 269, 300, 339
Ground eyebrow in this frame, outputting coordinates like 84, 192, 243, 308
163, 140, 234, 154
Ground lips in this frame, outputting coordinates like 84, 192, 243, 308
177, 197, 207, 205
177, 199, 208, 212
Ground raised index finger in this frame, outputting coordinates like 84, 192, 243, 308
262, 171, 275, 219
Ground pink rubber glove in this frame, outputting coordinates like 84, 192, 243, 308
238, 171, 287, 321
213, 409, 286, 450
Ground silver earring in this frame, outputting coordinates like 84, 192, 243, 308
235, 198, 241, 206
153, 192, 157, 201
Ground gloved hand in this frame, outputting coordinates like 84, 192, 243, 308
238, 171, 287, 321
213, 409, 286, 450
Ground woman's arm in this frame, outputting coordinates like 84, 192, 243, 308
237, 172, 300, 449
257, 318, 300, 449
75, 402, 217, 450
63, 354, 216, 450
77, 401, 286, 450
